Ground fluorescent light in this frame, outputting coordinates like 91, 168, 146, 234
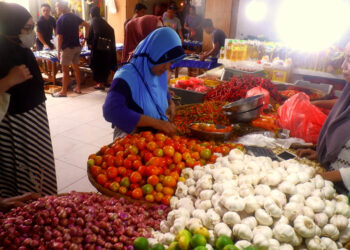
246, 0, 267, 22
276, 0, 350, 51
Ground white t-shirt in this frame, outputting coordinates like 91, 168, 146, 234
330, 139, 350, 190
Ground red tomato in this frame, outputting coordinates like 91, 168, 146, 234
147, 175, 159, 186
133, 160, 142, 169
90, 165, 102, 177
191, 151, 200, 161
107, 155, 116, 166
144, 152, 154, 163
161, 195, 171, 205
99, 146, 108, 154
173, 152, 182, 163
109, 181, 120, 192
221, 146, 230, 155
209, 154, 218, 163
146, 165, 159, 176
125, 169, 132, 177
182, 152, 192, 161
155, 133, 166, 142
127, 154, 138, 162
105, 147, 115, 156
145, 194, 155, 203
130, 183, 140, 190
130, 171, 142, 183
131, 188, 143, 199
164, 156, 173, 166
100, 161, 108, 169
144, 134, 154, 142
155, 192, 164, 202
176, 162, 186, 171
147, 157, 161, 166
113, 144, 124, 153
104, 181, 112, 189
116, 151, 125, 158
169, 171, 179, 181
94, 156, 103, 166
163, 146, 175, 157
138, 165, 147, 176
168, 163, 176, 171
158, 157, 167, 168
123, 159, 133, 169
136, 139, 146, 150
118, 166, 127, 176
96, 174, 108, 185
114, 176, 121, 183
186, 158, 196, 168
106, 166, 118, 179
172, 135, 180, 141
147, 141, 157, 151
118, 186, 127, 194
127, 145, 139, 155
164, 138, 174, 146
163, 176, 177, 188
153, 148, 164, 157
115, 155, 124, 166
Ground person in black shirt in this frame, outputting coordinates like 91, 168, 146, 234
200, 18, 226, 60
36, 3, 56, 50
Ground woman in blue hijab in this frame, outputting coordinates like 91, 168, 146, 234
103, 27, 185, 138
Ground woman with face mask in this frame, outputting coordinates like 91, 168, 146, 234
0, 3, 57, 198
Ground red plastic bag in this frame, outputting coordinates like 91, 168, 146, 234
246, 86, 270, 109
277, 92, 327, 144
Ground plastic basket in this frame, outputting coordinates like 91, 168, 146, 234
220, 67, 265, 81
168, 86, 206, 105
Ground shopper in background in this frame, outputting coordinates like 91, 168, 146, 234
297, 41, 350, 192
163, 5, 183, 42
0, 2, 57, 198
103, 28, 185, 139
124, 3, 147, 28
36, 3, 56, 50
184, 5, 202, 41
122, 15, 163, 63
87, 6, 116, 90
200, 18, 226, 60
53, 0, 90, 97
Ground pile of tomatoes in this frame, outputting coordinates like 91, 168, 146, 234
88, 131, 243, 204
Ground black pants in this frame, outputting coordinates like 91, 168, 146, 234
90, 50, 112, 83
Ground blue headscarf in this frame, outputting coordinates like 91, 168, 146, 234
113, 27, 185, 120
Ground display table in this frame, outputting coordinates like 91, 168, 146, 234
171, 56, 221, 78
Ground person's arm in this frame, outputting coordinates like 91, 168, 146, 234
86, 24, 94, 49
311, 99, 337, 109
0, 65, 33, 94
296, 148, 318, 160
321, 170, 343, 182
200, 41, 220, 61
57, 34, 63, 62
166, 98, 176, 123
36, 31, 50, 49
81, 21, 90, 41
0, 193, 40, 213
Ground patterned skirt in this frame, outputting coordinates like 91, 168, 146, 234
0, 103, 57, 198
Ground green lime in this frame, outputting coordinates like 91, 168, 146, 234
200, 149, 212, 160
120, 177, 130, 188
194, 246, 208, 250
151, 243, 165, 250
141, 184, 154, 195
191, 234, 207, 248
215, 236, 233, 250
178, 235, 191, 250
168, 242, 180, 250
133, 237, 149, 250
223, 245, 239, 250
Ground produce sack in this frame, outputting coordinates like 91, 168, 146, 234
246, 85, 270, 109
277, 92, 327, 144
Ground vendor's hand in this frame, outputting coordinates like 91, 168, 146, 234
296, 148, 318, 160
7, 65, 32, 87
0, 193, 40, 213
44, 44, 51, 50
156, 120, 177, 136
166, 100, 176, 123
200, 54, 207, 61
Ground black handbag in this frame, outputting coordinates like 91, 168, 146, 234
96, 36, 112, 51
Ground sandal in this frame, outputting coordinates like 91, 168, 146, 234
52, 92, 67, 97
73, 89, 82, 94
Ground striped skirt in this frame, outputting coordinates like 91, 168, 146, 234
0, 103, 57, 198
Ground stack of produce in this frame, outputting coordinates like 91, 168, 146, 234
173, 78, 212, 93
0, 192, 169, 249
88, 132, 242, 204
204, 75, 282, 103
151, 149, 350, 249
174, 102, 230, 134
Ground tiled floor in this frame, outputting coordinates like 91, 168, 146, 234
46, 90, 114, 193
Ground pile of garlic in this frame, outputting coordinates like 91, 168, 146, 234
152, 149, 350, 250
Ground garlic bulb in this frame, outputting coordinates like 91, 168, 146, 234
234, 240, 251, 249
320, 237, 338, 250
198, 200, 213, 211
321, 185, 336, 199
199, 190, 215, 201
186, 218, 202, 232
253, 234, 269, 249
330, 214, 348, 231
161, 233, 175, 245
296, 182, 314, 197
290, 233, 302, 246
305, 196, 325, 213
284, 202, 303, 221
314, 213, 329, 228
339, 227, 350, 244
278, 181, 297, 195
279, 243, 293, 250
261, 170, 282, 186
232, 223, 253, 241
185, 178, 196, 187
314, 174, 325, 189
302, 206, 315, 219
228, 160, 244, 175
273, 216, 289, 227
293, 215, 316, 238
254, 184, 271, 196
181, 168, 194, 179
255, 195, 265, 207
273, 224, 296, 243
268, 239, 280, 250
336, 202, 350, 218
222, 211, 241, 227
214, 223, 232, 238
238, 174, 259, 186
252, 226, 272, 239
270, 189, 287, 208
264, 198, 282, 218
188, 186, 196, 196
244, 195, 260, 214
324, 200, 336, 217
214, 204, 228, 217
223, 196, 245, 212
241, 216, 257, 230
335, 194, 349, 203
193, 169, 206, 181
289, 194, 305, 204
239, 184, 254, 197
192, 209, 206, 222
315, 225, 321, 236
228, 148, 244, 161
160, 221, 170, 233
255, 208, 273, 226
285, 173, 299, 185
170, 196, 179, 209
203, 209, 220, 230
321, 224, 340, 241
306, 236, 322, 250
297, 171, 310, 183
